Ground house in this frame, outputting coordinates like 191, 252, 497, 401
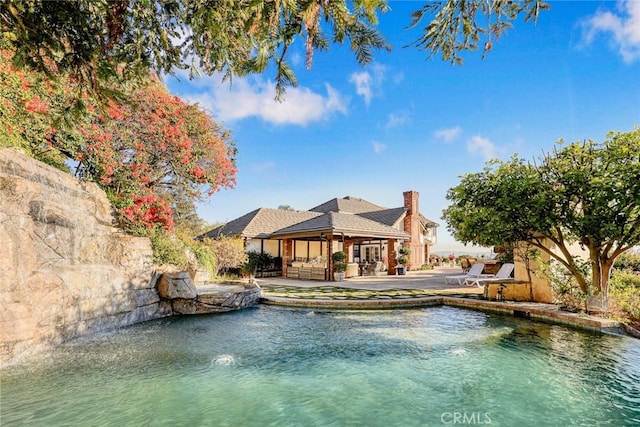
201, 191, 438, 281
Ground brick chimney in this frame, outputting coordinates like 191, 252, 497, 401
402, 191, 421, 268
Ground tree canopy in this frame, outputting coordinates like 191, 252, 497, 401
0, 0, 548, 100
442, 128, 640, 296
0, 42, 237, 231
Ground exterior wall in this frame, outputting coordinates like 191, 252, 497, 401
245, 239, 281, 257
512, 241, 553, 303
292, 240, 326, 261
263, 239, 281, 257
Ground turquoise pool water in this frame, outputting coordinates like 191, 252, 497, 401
1, 306, 639, 426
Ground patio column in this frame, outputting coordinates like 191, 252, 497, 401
343, 240, 353, 262
327, 233, 334, 281
387, 238, 397, 275
282, 238, 293, 278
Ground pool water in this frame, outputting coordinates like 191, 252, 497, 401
2, 306, 639, 426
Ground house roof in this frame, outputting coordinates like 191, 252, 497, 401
420, 214, 439, 228
357, 207, 407, 227
309, 196, 385, 214
200, 194, 438, 241
201, 208, 321, 239
270, 212, 410, 240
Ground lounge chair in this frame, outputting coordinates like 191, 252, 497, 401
444, 262, 489, 285
463, 263, 515, 288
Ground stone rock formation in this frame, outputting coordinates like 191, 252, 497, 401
156, 274, 261, 315
157, 272, 198, 300
0, 149, 171, 365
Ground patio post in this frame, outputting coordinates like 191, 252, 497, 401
282, 238, 293, 278
387, 239, 397, 275
343, 240, 352, 262
327, 233, 334, 281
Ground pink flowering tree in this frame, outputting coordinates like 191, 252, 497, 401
1, 42, 237, 232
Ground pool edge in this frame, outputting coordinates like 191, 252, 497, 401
260, 296, 629, 337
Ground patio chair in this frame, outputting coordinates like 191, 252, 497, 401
365, 261, 383, 276
444, 262, 489, 285
463, 263, 515, 288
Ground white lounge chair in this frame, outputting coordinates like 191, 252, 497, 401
444, 263, 490, 285
463, 263, 515, 288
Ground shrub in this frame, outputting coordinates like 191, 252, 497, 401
205, 236, 246, 276
243, 251, 274, 276
614, 253, 640, 273
185, 238, 217, 278
536, 257, 591, 312
332, 251, 347, 273
609, 270, 640, 322
150, 230, 188, 266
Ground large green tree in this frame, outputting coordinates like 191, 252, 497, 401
0, 0, 548, 100
442, 128, 640, 297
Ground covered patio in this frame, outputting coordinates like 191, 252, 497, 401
270, 211, 411, 281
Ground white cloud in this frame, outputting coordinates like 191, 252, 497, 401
467, 135, 497, 160
349, 63, 387, 106
372, 141, 387, 153
349, 71, 373, 105
385, 112, 409, 129
434, 126, 462, 143
581, 1, 640, 63
186, 76, 348, 126
252, 161, 276, 172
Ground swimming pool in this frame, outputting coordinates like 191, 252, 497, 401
2, 305, 639, 426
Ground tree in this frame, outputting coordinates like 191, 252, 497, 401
205, 236, 247, 276
1, 43, 237, 231
0, 41, 72, 169
73, 77, 237, 231
0, 0, 389, 100
442, 128, 640, 298
0, 0, 547, 101
407, 0, 549, 65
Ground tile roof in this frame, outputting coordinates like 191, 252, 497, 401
309, 196, 385, 214
200, 195, 438, 240
357, 207, 406, 226
271, 212, 410, 240
200, 208, 321, 239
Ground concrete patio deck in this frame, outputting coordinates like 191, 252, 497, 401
256, 265, 481, 293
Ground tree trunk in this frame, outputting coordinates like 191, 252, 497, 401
598, 259, 614, 298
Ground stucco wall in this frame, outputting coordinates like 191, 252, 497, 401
0, 149, 171, 365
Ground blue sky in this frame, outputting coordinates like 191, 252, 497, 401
166, 1, 640, 253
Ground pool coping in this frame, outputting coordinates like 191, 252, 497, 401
260, 295, 628, 337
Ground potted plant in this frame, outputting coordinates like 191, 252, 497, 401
332, 251, 347, 281
396, 247, 411, 275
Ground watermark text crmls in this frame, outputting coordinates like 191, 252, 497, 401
441, 412, 492, 425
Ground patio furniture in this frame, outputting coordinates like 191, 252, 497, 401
346, 263, 359, 278
444, 263, 489, 285
463, 263, 515, 288
365, 261, 383, 276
